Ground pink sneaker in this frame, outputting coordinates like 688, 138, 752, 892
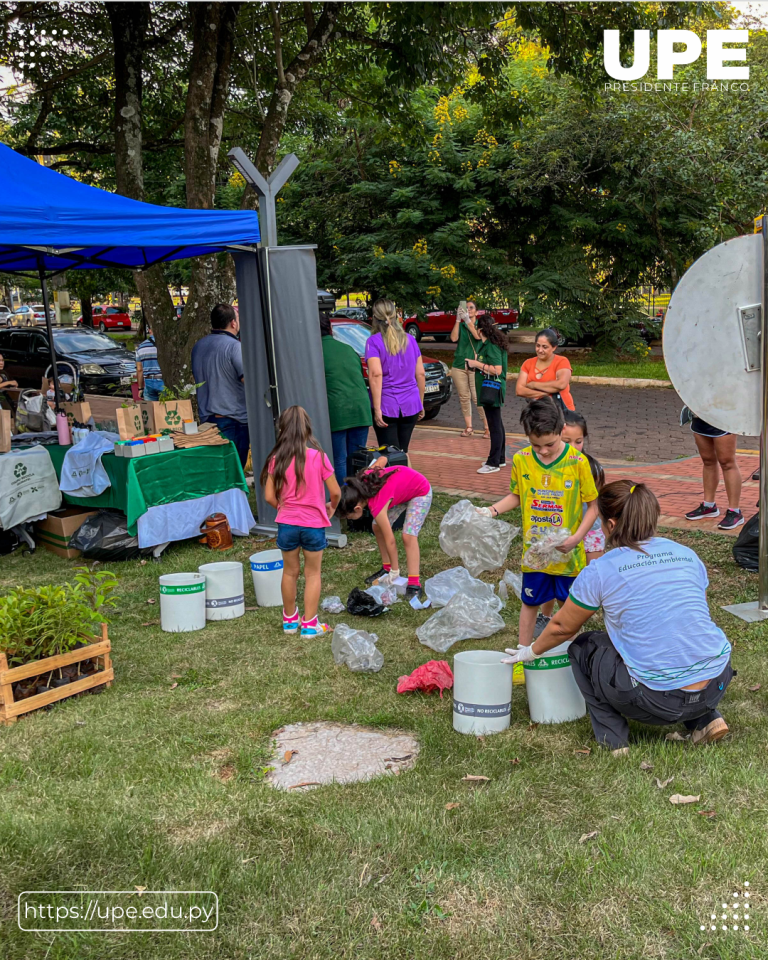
300, 616, 331, 638
283, 608, 299, 635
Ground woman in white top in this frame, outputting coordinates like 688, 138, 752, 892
503, 480, 733, 753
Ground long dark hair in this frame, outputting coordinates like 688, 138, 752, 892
337, 466, 397, 517
260, 405, 324, 502
536, 327, 559, 348
598, 479, 659, 553
563, 408, 588, 439
476, 313, 508, 351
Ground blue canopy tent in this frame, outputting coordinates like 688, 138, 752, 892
0, 141, 260, 402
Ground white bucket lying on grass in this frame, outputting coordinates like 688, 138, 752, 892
159, 573, 206, 633
524, 641, 586, 724
199, 561, 245, 621
453, 650, 513, 735
250, 550, 283, 607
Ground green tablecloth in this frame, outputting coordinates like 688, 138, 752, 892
47, 443, 248, 536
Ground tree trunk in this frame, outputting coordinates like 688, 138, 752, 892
107, 3, 176, 381
171, 1, 240, 389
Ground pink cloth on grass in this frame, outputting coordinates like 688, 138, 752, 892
367, 467, 430, 521
397, 660, 454, 698
269, 447, 334, 528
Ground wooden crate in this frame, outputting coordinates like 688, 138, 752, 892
0, 623, 113, 726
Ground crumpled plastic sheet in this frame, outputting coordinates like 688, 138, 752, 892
497, 570, 523, 601
321, 596, 345, 614
365, 584, 400, 606
425, 565, 501, 609
521, 527, 573, 571
331, 623, 384, 673
397, 660, 454, 698
347, 587, 386, 617
438, 499, 519, 577
416, 590, 506, 653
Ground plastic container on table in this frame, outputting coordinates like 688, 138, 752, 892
250, 549, 284, 607
159, 572, 206, 632
452, 650, 513, 735
199, 561, 245, 620
524, 641, 586, 724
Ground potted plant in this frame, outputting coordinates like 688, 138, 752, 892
0, 567, 118, 724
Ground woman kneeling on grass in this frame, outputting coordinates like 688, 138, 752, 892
502, 480, 733, 754
337, 458, 432, 602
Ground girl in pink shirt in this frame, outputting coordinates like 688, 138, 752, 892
261, 406, 341, 637
337, 458, 432, 600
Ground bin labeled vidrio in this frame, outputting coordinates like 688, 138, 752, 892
250, 550, 284, 607
199, 561, 245, 621
452, 650, 513, 735
159, 573, 206, 633
524, 641, 586, 724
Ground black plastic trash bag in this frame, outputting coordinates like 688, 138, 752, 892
69, 509, 152, 561
346, 587, 386, 617
733, 512, 759, 572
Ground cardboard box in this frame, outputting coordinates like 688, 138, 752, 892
141, 400, 194, 433
0, 409, 11, 454
35, 507, 99, 559
61, 401, 92, 428
116, 404, 145, 440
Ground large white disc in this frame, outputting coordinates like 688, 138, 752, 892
663, 232, 762, 436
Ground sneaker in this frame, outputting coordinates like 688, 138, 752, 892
685, 502, 720, 521
300, 619, 331, 638
611, 746, 630, 758
533, 614, 551, 638
691, 717, 729, 746
477, 464, 500, 474
717, 509, 745, 531
405, 584, 424, 601
752, 469, 760, 481
283, 608, 299, 635
365, 566, 389, 585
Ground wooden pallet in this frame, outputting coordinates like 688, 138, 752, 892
0, 623, 113, 726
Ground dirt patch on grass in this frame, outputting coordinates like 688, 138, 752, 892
170, 819, 232, 844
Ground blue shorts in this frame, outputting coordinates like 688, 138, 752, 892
276, 524, 327, 552
521, 572, 577, 607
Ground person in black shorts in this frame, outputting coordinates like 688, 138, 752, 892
685, 416, 744, 530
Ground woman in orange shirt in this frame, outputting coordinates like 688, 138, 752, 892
516, 328, 575, 411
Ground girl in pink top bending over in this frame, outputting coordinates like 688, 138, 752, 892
337, 459, 432, 601
261, 406, 341, 637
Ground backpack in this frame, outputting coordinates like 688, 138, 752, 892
732, 512, 760, 572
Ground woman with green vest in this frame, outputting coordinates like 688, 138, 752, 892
465, 313, 509, 474
320, 313, 373, 485
449, 300, 488, 437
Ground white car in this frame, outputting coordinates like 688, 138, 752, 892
0, 305, 11, 325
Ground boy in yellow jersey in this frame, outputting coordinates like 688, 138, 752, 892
477, 398, 599, 666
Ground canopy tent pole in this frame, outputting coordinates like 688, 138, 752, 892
760, 217, 768, 611
37, 259, 61, 412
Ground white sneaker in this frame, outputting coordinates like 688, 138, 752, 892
477, 464, 500, 474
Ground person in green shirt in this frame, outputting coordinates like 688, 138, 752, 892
449, 300, 488, 438
465, 313, 509, 474
320, 313, 374, 484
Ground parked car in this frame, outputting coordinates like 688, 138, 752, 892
0, 305, 11, 326
402, 306, 519, 342
329, 317, 451, 420
76, 305, 132, 332
12, 305, 41, 325
331, 307, 369, 322
0, 326, 136, 395
317, 289, 337, 314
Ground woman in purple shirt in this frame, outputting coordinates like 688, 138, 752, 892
365, 298, 425, 453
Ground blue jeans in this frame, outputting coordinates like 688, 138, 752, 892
276, 524, 327, 552
143, 380, 165, 402
331, 426, 371, 485
205, 416, 250, 467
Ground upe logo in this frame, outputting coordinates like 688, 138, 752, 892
14, 463, 27, 479
604, 29, 748, 81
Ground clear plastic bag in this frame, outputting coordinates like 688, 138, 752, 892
331, 623, 384, 673
416, 592, 505, 653
521, 528, 572, 570
425, 566, 502, 609
365, 584, 400, 606
321, 596, 345, 614
498, 570, 523, 601
438, 499, 519, 577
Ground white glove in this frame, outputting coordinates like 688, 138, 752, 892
501, 644, 539, 665
475, 506, 493, 518
384, 569, 400, 585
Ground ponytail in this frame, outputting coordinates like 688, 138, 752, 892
371, 298, 408, 355
597, 480, 659, 552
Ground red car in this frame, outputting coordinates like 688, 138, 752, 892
76, 305, 132, 332
403, 307, 519, 342
330, 317, 452, 420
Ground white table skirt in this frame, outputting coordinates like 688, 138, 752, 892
136, 489, 255, 548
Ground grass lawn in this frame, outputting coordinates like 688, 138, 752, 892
427, 350, 670, 381
1, 493, 766, 959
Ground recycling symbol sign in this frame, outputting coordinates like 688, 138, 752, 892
14, 463, 28, 479
166, 409, 182, 426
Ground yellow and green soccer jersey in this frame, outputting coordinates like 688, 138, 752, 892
510, 443, 599, 577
